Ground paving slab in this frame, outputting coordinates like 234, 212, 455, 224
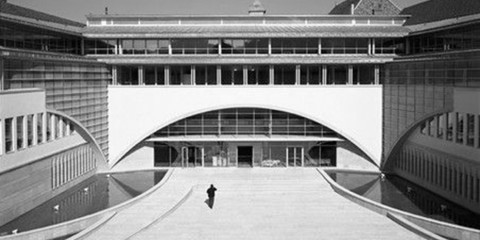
85, 168, 423, 240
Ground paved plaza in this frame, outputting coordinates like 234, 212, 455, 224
85, 168, 423, 240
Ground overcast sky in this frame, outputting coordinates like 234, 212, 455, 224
11, 0, 427, 23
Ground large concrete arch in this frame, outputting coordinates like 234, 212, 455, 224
108, 86, 383, 168
111, 105, 380, 168
47, 109, 109, 171
381, 109, 449, 171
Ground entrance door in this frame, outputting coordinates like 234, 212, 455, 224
182, 146, 203, 167
237, 146, 253, 167
287, 147, 303, 167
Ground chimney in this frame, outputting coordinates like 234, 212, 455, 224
248, 0, 266, 16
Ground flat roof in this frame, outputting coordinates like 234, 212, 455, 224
146, 135, 344, 142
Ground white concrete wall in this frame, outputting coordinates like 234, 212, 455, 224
108, 85, 383, 167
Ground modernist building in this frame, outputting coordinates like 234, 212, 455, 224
0, 0, 479, 233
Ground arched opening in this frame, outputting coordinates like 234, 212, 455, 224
116, 107, 377, 169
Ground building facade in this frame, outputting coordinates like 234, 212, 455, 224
0, 0, 479, 230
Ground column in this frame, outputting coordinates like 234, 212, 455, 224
32, 113, 38, 146
374, 65, 380, 85
243, 66, 248, 85
269, 65, 274, 85
368, 39, 372, 55
22, 116, 27, 148
347, 65, 353, 85
322, 65, 327, 85
11, 117, 17, 151
192, 65, 196, 85
218, 38, 222, 55
168, 40, 172, 55
165, 66, 170, 85
371, 38, 376, 55
318, 38, 322, 55
50, 114, 56, 141
42, 113, 47, 143
295, 65, 300, 85
118, 40, 123, 55
216, 65, 221, 85
58, 118, 64, 138
138, 66, 144, 85
268, 38, 272, 55
0, 119, 4, 155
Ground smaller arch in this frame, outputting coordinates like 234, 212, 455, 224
381, 109, 450, 171
47, 109, 108, 171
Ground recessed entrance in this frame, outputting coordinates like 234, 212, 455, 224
237, 146, 253, 167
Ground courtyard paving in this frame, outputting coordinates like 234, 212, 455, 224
85, 168, 423, 240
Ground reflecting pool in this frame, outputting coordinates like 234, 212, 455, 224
327, 171, 480, 229
0, 170, 166, 235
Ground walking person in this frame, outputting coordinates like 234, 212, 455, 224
206, 184, 217, 209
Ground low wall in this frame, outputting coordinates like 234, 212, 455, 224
318, 168, 480, 240
0, 169, 174, 240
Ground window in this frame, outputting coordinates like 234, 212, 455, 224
300, 65, 321, 85
195, 65, 217, 85
170, 65, 192, 85
37, 113, 43, 144
456, 113, 464, 144
171, 39, 218, 55
247, 65, 269, 85
466, 114, 475, 146
5, 118, 13, 152
274, 65, 296, 85
221, 65, 243, 85
27, 114, 34, 146
272, 38, 318, 54
222, 39, 267, 54
437, 114, 445, 139
353, 65, 375, 84
446, 112, 453, 141
145, 66, 165, 85
327, 65, 347, 84
118, 66, 139, 85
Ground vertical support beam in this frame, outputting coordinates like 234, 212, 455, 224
216, 65, 221, 85
11, 117, 17, 152
371, 38, 376, 55
368, 38, 372, 55
168, 39, 172, 55
50, 114, 56, 141
452, 112, 458, 143
318, 38, 322, 55
112, 65, 118, 85
165, 66, 170, 85
192, 65, 196, 85
138, 66, 144, 85
374, 65, 380, 85
42, 112, 47, 143
243, 65, 248, 85
295, 65, 301, 85
322, 65, 327, 85
218, 111, 222, 136
269, 65, 274, 85
22, 115, 27, 148
463, 113, 468, 146
218, 38, 222, 55
347, 65, 353, 85
58, 118, 64, 138
118, 39, 123, 55
0, 119, 4, 155
268, 109, 272, 136
268, 38, 272, 55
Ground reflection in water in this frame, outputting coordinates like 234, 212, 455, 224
0, 170, 166, 235
328, 171, 480, 229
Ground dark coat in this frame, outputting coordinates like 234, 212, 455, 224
207, 186, 217, 198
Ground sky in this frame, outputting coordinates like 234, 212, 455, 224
11, 0, 427, 23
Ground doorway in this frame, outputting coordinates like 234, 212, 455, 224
287, 147, 303, 167
237, 146, 253, 167
181, 146, 203, 167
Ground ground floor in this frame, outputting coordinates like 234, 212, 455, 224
153, 141, 337, 168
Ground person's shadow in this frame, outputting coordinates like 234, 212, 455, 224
205, 197, 215, 209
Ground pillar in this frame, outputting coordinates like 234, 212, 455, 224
243, 66, 248, 85
322, 65, 327, 85
372, 38, 376, 55
42, 112, 47, 143
50, 114, 56, 141
0, 58, 4, 91
347, 65, 353, 85
218, 38, 222, 55
192, 65, 196, 85
32, 113, 38, 146
269, 65, 274, 85
268, 38, 272, 55
138, 66, 144, 85
112, 66, 118, 85
58, 118, 64, 138
216, 65, 221, 85
22, 115, 27, 148
295, 65, 301, 85
474, 115, 479, 148
168, 40, 172, 55
374, 65, 380, 85
165, 66, 170, 85
318, 38, 322, 55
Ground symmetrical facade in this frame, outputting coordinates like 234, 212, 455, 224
0, 0, 479, 231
